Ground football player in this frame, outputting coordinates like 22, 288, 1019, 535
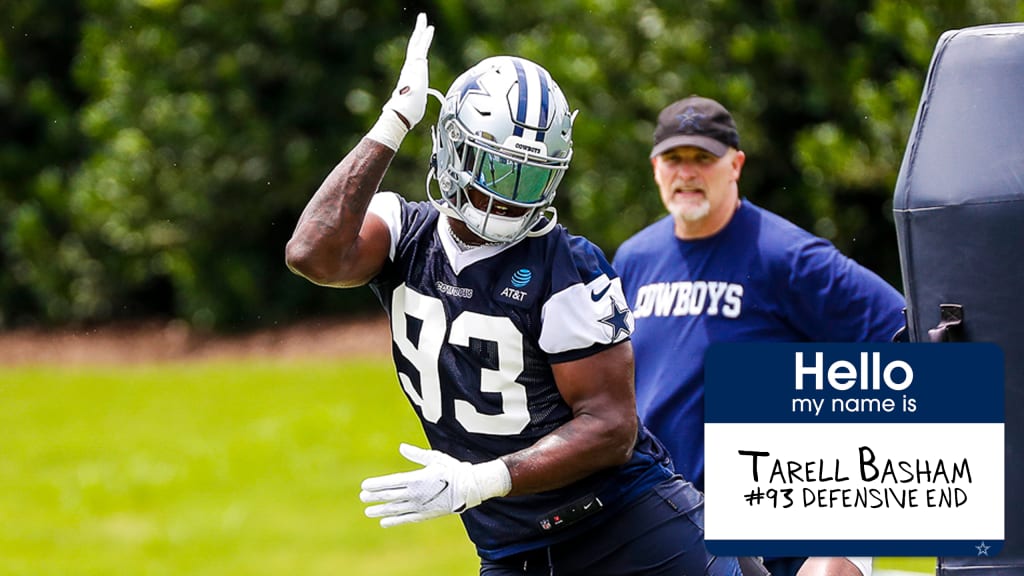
286, 13, 740, 576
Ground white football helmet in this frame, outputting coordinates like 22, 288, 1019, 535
427, 56, 577, 243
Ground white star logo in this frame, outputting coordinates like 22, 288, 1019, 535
976, 541, 991, 556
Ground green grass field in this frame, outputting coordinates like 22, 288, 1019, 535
876, 557, 934, 573
0, 359, 479, 575
0, 358, 935, 575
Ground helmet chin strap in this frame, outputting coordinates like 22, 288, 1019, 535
425, 167, 463, 221
526, 206, 558, 237
427, 88, 445, 104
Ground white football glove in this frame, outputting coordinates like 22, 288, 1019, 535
360, 443, 511, 528
365, 12, 435, 151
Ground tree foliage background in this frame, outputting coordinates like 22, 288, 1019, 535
2, 0, 1021, 329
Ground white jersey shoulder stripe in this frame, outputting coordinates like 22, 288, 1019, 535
540, 275, 633, 355
367, 192, 403, 261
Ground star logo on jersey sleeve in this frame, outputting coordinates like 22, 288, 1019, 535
599, 299, 632, 342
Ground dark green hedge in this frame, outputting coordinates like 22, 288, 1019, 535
2, 1, 1020, 329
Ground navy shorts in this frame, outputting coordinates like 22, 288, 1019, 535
479, 476, 741, 576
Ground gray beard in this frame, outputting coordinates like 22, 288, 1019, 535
670, 199, 711, 222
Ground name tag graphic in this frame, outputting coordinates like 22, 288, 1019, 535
704, 343, 1004, 556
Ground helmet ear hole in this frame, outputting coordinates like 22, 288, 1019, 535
445, 119, 463, 144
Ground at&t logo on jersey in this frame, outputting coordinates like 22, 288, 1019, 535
633, 281, 743, 318
497, 267, 539, 306
511, 268, 532, 288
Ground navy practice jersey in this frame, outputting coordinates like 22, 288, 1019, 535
613, 200, 906, 492
366, 192, 674, 560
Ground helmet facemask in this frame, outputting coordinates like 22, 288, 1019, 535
427, 56, 576, 244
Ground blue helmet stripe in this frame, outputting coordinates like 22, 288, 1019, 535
535, 67, 550, 142
512, 59, 528, 138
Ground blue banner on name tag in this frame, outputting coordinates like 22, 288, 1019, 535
705, 343, 1004, 423
703, 342, 1005, 557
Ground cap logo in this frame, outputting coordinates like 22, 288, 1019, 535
650, 96, 739, 158
676, 107, 706, 133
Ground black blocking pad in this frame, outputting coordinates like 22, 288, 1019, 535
893, 22, 1024, 573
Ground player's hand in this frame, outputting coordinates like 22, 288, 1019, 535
366, 13, 434, 150
384, 12, 434, 129
360, 443, 511, 527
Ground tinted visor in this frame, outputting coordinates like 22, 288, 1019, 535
474, 151, 555, 204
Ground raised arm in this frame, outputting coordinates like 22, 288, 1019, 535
285, 13, 434, 288
285, 140, 393, 287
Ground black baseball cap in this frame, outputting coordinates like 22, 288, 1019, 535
650, 95, 740, 158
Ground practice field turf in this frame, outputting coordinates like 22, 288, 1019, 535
0, 359, 934, 575
0, 359, 479, 575
876, 558, 935, 573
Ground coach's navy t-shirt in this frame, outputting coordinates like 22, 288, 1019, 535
613, 200, 906, 492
